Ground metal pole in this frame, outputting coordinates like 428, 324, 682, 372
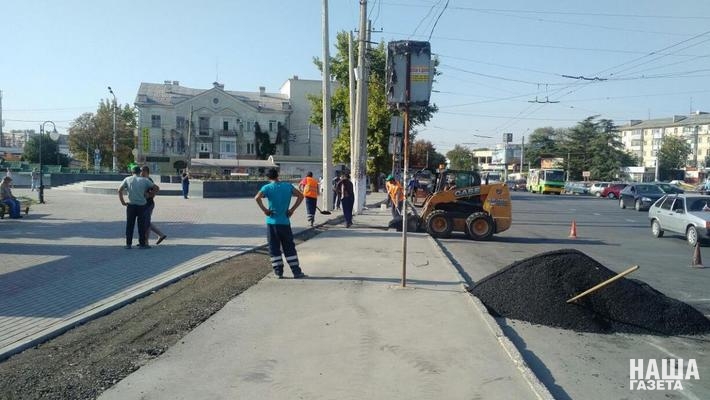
400, 47, 414, 288
38, 124, 44, 203
353, 0, 367, 214
108, 87, 117, 172
321, 0, 333, 211
348, 31, 356, 175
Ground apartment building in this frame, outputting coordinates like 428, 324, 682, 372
134, 77, 328, 174
617, 111, 710, 170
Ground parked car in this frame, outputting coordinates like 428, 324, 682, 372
619, 183, 665, 211
649, 194, 710, 246
512, 179, 527, 191
589, 182, 611, 197
654, 182, 684, 194
564, 181, 590, 195
600, 183, 628, 199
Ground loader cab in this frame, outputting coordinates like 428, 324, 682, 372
435, 170, 482, 192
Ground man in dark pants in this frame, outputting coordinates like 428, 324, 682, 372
298, 171, 319, 226
118, 166, 156, 249
255, 168, 307, 279
331, 173, 341, 211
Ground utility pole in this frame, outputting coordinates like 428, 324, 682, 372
520, 135, 525, 174
0, 90, 3, 148
321, 0, 333, 211
348, 31, 356, 176
353, 0, 368, 214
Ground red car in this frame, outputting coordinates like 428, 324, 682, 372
600, 183, 628, 199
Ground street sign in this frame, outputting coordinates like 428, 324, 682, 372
583, 171, 591, 177
386, 41, 433, 109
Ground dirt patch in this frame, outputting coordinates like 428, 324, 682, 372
470, 248, 710, 335
0, 227, 325, 400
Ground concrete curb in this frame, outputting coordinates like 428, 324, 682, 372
428, 236, 555, 400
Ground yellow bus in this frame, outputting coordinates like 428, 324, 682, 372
527, 168, 565, 194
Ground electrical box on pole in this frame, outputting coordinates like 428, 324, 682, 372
386, 41, 433, 110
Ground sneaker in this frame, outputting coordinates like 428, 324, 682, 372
138, 245, 152, 249
276, 274, 283, 279
124, 245, 132, 249
293, 273, 308, 279
156, 235, 167, 245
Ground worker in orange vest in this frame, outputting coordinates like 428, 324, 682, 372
299, 171, 320, 226
385, 174, 405, 218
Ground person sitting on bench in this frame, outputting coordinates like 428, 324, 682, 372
1, 176, 22, 219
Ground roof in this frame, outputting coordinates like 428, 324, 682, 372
135, 82, 289, 111
269, 155, 323, 164
190, 158, 277, 168
618, 113, 710, 130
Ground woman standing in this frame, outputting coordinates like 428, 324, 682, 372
141, 166, 167, 245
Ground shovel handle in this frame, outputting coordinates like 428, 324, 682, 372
566, 265, 639, 303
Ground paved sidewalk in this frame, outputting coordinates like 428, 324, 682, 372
99, 206, 549, 400
0, 183, 313, 359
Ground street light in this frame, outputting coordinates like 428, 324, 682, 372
108, 86, 117, 172
38, 121, 59, 204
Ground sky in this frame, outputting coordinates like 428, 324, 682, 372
2, 0, 710, 153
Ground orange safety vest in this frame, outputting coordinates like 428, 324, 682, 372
387, 180, 404, 203
301, 176, 319, 199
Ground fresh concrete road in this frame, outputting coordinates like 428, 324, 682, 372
436, 191, 710, 400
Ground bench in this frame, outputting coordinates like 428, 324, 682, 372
0, 199, 31, 219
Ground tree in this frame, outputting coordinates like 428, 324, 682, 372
410, 139, 446, 170
254, 122, 275, 159
524, 127, 563, 169
309, 31, 438, 185
67, 100, 137, 171
559, 116, 636, 181
446, 145, 474, 170
22, 135, 70, 166
657, 135, 691, 180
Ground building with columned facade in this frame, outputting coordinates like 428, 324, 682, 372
133, 77, 330, 175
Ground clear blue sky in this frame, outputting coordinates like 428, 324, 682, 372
3, 0, 710, 153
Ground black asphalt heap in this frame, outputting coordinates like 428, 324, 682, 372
471, 249, 710, 335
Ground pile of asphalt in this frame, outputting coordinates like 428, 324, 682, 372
470, 249, 710, 335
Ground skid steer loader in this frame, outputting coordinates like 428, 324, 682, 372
409, 169, 512, 240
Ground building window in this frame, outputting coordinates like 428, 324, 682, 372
176, 116, 186, 130
247, 143, 255, 154
198, 143, 211, 152
223, 121, 229, 131
220, 141, 235, 153
151, 115, 161, 128
269, 120, 277, 132
199, 117, 210, 135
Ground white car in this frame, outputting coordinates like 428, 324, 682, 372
589, 182, 611, 197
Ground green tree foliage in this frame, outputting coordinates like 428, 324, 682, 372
559, 116, 637, 181
22, 135, 70, 166
657, 135, 691, 180
524, 127, 563, 169
67, 100, 137, 171
410, 139, 446, 170
446, 145, 474, 170
309, 31, 438, 182
254, 122, 276, 159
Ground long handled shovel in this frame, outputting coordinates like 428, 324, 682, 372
316, 206, 332, 215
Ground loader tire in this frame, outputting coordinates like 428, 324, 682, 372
425, 210, 453, 238
466, 212, 494, 241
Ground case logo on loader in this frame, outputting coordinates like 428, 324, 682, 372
454, 187, 481, 197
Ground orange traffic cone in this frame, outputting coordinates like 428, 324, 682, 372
569, 219, 578, 239
691, 242, 704, 268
